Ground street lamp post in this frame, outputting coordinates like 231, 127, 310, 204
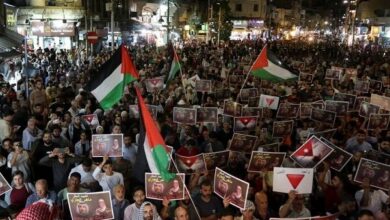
111, 0, 115, 51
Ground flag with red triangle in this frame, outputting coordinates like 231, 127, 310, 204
259, 94, 280, 110
175, 154, 206, 174
290, 135, 334, 168
273, 167, 313, 194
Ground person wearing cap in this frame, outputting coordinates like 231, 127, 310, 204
235, 200, 259, 220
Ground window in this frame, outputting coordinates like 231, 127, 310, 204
254, 4, 259, 12
235, 4, 242, 12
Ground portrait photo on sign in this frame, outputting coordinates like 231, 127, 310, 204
367, 114, 390, 130
223, 101, 242, 117
325, 69, 341, 80
354, 97, 369, 111
214, 167, 249, 210
233, 116, 257, 132
320, 137, 353, 172
195, 80, 212, 93
354, 80, 370, 93
145, 173, 185, 201
325, 100, 349, 117
310, 108, 336, 126
290, 136, 334, 168
242, 107, 262, 117
248, 97, 260, 107
91, 134, 123, 157
203, 151, 230, 171
196, 107, 218, 123
67, 191, 114, 220
240, 88, 258, 102
173, 107, 197, 125
175, 154, 206, 174
228, 133, 258, 153
369, 80, 383, 91
215, 89, 231, 100
276, 103, 300, 118
299, 72, 313, 82
272, 120, 293, 138
333, 93, 356, 109
359, 102, 380, 118
354, 158, 390, 191
248, 152, 286, 172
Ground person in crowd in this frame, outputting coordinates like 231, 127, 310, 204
355, 178, 390, 218
345, 130, 373, 154
39, 147, 82, 192
235, 200, 259, 220
57, 172, 89, 204
92, 155, 124, 194
193, 179, 223, 219
279, 190, 311, 218
21, 117, 43, 151
0, 109, 14, 147
30, 130, 55, 186
7, 139, 31, 181
25, 179, 56, 207
74, 131, 90, 157
174, 206, 190, 220
68, 157, 98, 191
124, 186, 146, 220
4, 171, 34, 213
29, 79, 48, 111
137, 201, 162, 220
112, 184, 130, 220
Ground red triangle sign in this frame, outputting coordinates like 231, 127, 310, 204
286, 174, 305, 189
295, 139, 314, 157
84, 115, 94, 123
266, 98, 274, 106
180, 156, 198, 168
240, 117, 251, 125
150, 79, 159, 86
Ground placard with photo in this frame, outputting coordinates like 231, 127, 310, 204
367, 114, 390, 130
145, 77, 164, 92
195, 80, 212, 93
272, 120, 293, 138
175, 154, 206, 174
344, 68, 358, 81
310, 108, 336, 126
325, 100, 349, 117
0, 173, 11, 196
91, 134, 123, 157
333, 93, 356, 109
354, 80, 370, 93
214, 167, 249, 210
300, 102, 323, 118
242, 107, 262, 117
273, 167, 314, 194
276, 103, 300, 118
248, 97, 260, 107
173, 107, 197, 125
240, 88, 258, 102
67, 191, 114, 220
382, 76, 390, 88
371, 94, 390, 112
129, 104, 158, 119
223, 101, 242, 117
369, 80, 383, 91
354, 158, 390, 191
359, 101, 380, 118
363, 150, 390, 165
259, 94, 280, 110
228, 133, 258, 153
292, 61, 305, 70
354, 97, 369, 110
145, 173, 185, 201
203, 151, 230, 171
233, 116, 258, 132
320, 137, 353, 172
196, 107, 218, 123
299, 72, 314, 82
248, 152, 286, 172
290, 136, 334, 168
81, 114, 99, 130
325, 69, 341, 80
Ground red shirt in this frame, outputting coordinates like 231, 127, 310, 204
176, 146, 199, 157
10, 186, 30, 209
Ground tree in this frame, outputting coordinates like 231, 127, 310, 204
210, 0, 233, 42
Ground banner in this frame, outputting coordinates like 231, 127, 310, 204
273, 167, 314, 194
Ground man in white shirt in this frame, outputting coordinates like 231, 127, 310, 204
355, 178, 389, 217
92, 156, 123, 195
124, 186, 149, 220
69, 158, 97, 190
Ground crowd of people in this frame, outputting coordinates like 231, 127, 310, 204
0, 38, 389, 220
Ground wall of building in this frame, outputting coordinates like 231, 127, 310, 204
229, 0, 266, 19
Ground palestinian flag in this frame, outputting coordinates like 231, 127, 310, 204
251, 45, 297, 82
85, 45, 138, 110
166, 47, 181, 84
134, 87, 175, 181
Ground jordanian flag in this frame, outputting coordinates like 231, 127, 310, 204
251, 45, 297, 82
166, 47, 181, 84
134, 87, 175, 181
85, 45, 139, 110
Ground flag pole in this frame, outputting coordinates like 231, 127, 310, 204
167, 153, 202, 219
236, 44, 267, 103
